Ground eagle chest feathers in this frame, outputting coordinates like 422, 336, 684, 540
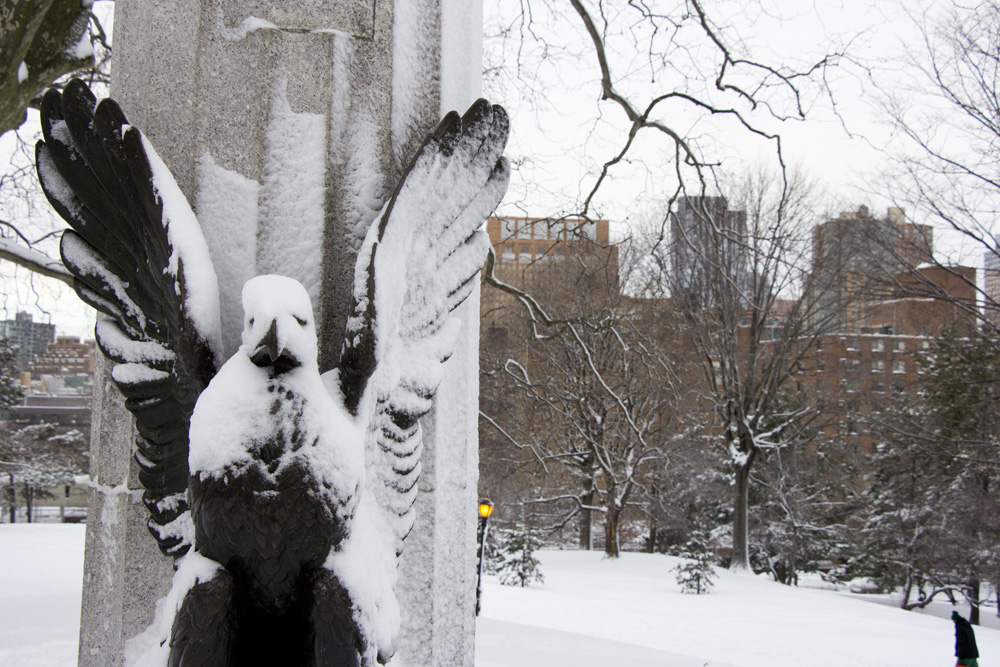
191, 382, 354, 610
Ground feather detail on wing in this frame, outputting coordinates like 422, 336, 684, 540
338, 99, 510, 553
34, 79, 223, 558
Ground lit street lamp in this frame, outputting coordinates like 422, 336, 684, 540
476, 498, 494, 616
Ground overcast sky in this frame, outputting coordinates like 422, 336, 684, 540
0, 0, 979, 339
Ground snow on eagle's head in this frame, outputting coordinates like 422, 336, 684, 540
241, 275, 317, 371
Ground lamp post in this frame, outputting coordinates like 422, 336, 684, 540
475, 498, 494, 616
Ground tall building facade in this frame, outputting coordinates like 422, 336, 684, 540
670, 196, 748, 307
1, 312, 56, 372
810, 206, 932, 333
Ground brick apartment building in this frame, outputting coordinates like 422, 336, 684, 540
796, 226, 977, 448
481, 216, 617, 327
28, 336, 96, 377
810, 206, 933, 333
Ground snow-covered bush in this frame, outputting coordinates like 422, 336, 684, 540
497, 516, 545, 588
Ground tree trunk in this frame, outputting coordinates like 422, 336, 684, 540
969, 579, 980, 625
603, 507, 621, 558
730, 463, 751, 572
0, 0, 94, 136
579, 482, 594, 551
6, 472, 14, 523
901, 572, 913, 609
647, 521, 657, 554
24, 483, 32, 523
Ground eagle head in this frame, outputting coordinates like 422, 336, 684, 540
240, 275, 317, 372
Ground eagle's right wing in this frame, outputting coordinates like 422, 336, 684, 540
338, 100, 510, 552
35, 79, 223, 557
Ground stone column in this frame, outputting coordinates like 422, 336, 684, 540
78, 1, 484, 664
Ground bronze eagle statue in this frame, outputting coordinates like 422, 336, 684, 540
35, 78, 509, 666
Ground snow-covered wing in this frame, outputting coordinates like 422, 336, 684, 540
339, 100, 510, 549
35, 79, 223, 557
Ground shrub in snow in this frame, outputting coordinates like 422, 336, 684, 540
483, 526, 504, 575
674, 531, 718, 594
498, 515, 545, 588
848, 577, 881, 594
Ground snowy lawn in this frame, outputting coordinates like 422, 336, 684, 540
3, 526, 999, 667
0, 524, 85, 667
477, 549, 1000, 667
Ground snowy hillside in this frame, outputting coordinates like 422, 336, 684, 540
2, 525, 998, 666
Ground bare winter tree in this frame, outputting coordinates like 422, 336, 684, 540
480, 239, 699, 557
484, 0, 846, 223
878, 1, 1000, 330
651, 168, 832, 571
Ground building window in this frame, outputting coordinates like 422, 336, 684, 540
816, 359, 825, 372
892, 382, 906, 394
846, 337, 859, 351
872, 381, 885, 393
893, 340, 906, 352
502, 218, 517, 240
919, 340, 931, 351
847, 379, 860, 393
502, 245, 515, 261
518, 245, 532, 262
893, 360, 906, 374
816, 338, 824, 351
516, 221, 532, 239
872, 359, 885, 373
872, 339, 884, 352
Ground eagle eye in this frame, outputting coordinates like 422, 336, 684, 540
294, 316, 308, 326
249, 317, 255, 326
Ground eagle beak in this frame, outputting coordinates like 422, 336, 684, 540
262, 320, 280, 363
250, 319, 291, 368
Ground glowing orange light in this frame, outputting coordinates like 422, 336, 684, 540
478, 499, 494, 518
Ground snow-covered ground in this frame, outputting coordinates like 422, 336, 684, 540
3, 524, 998, 666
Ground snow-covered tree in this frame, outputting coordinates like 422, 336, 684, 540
858, 331, 1000, 622
0, 0, 108, 137
0, 422, 87, 522
498, 512, 545, 588
0, 338, 25, 419
749, 393, 859, 584
674, 531, 718, 594
0, 1, 110, 293
480, 0, 850, 561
